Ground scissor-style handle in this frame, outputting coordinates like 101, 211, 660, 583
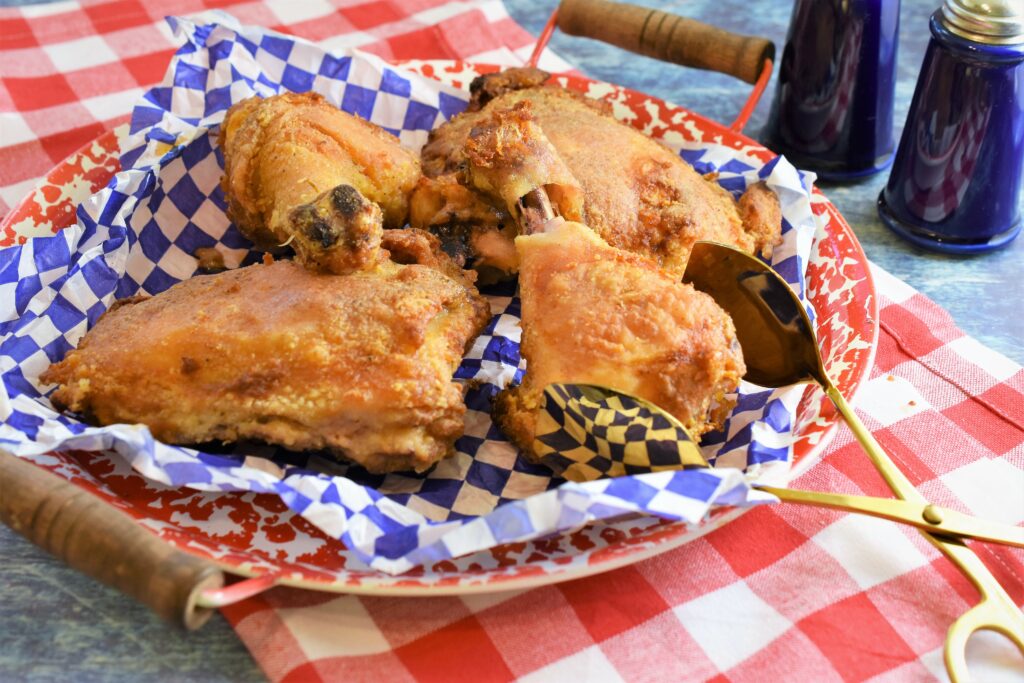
933, 537, 1024, 682
823, 381, 1024, 681
759, 485, 1024, 548
947, 600, 1024, 682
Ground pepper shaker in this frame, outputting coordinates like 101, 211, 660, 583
877, 0, 1024, 253
762, 0, 901, 180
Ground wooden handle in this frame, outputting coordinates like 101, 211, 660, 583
557, 0, 774, 84
0, 450, 224, 630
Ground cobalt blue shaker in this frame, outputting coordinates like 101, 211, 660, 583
878, 0, 1024, 254
762, 0, 900, 180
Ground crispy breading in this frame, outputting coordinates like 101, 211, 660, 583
463, 101, 584, 231
44, 93, 488, 474
43, 250, 491, 474
413, 68, 782, 277
219, 92, 421, 256
493, 219, 745, 458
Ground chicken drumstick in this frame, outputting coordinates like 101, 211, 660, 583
220, 92, 422, 274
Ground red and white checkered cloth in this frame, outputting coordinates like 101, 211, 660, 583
218, 265, 1024, 682
2, 2, 1022, 681
0, 0, 554, 216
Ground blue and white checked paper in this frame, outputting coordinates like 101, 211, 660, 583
0, 14, 822, 574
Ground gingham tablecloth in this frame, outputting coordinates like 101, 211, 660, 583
218, 263, 1024, 683
2, 2, 1022, 681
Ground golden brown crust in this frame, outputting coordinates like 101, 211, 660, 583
415, 81, 782, 277
737, 181, 784, 259
219, 92, 421, 251
467, 66, 551, 111
491, 383, 536, 458
463, 101, 583, 224
45, 94, 490, 474
494, 220, 745, 458
43, 257, 491, 473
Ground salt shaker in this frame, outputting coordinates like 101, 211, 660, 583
877, 0, 1024, 253
762, 0, 901, 180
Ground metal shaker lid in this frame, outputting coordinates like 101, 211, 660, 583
941, 0, 1024, 45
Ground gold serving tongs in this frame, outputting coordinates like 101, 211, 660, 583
542, 382, 1024, 680
678, 241, 1024, 682
539, 383, 1024, 549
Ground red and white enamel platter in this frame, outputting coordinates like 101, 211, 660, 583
0, 61, 877, 596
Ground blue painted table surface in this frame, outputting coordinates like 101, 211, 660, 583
1, 0, 1021, 681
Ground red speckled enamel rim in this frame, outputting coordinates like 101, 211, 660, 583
0, 62, 877, 596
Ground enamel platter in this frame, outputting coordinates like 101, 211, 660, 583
0, 61, 877, 596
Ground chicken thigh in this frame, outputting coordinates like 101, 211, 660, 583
43, 226, 491, 474
493, 218, 745, 459
411, 67, 781, 278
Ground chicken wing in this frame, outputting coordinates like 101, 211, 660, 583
410, 68, 781, 278
220, 92, 421, 273
494, 217, 745, 459
42, 226, 491, 474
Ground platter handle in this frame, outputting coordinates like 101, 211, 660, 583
557, 0, 774, 85
0, 450, 224, 630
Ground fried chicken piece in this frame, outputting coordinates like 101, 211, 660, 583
219, 92, 421, 272
737, 180, 783, 253
42, 229, 491, 473
407, 174, 517, 281
467, 66, 549, 109
411, 68, 781, 277
493, 217, 745, 459
464, 101, 584, 229
46, 94, 490, 473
